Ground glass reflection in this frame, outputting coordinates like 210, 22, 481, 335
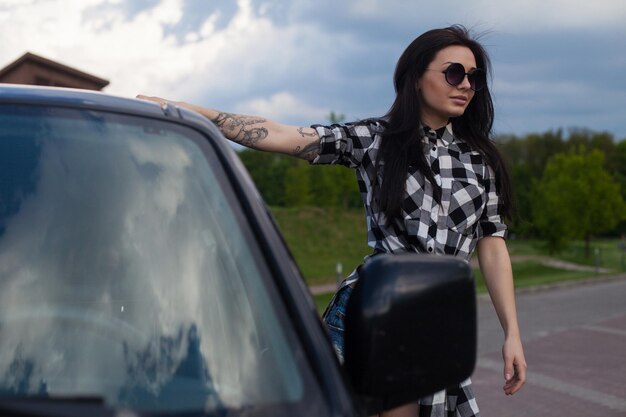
0, 107, 304, 413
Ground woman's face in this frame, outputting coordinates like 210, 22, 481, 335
417, 45, 478, 129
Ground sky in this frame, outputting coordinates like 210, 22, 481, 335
1, 0, 626, 139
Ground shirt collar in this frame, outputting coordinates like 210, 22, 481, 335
422, 122, 454, 146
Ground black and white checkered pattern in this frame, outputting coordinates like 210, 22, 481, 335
312, 120, 507, 417
312, 120, 506, 264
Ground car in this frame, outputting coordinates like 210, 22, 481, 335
0, 84, 477, 417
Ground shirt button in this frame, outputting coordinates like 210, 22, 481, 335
431, 146, 436, 151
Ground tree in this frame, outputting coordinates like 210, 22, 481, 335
508, 162, 536, 236
284, 159, 312, 207
497, 129, 625, 238
565, 128, 615, 160
335, 166, 361, 209
310, 166, 339, 207
531, 149, 626, 255
609, 139, 626, 198
238, 150, 290, 206
611, 140, 626, 234
328, 111, 346, 124
497, 130, 567, 237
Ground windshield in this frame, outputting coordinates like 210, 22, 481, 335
0, 105, 327, 415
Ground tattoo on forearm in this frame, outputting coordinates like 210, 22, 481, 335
211, 112, 269, 147
293, 140, 320, 160
297, 127, 317, 138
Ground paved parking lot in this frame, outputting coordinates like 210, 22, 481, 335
471, 276, 626, 417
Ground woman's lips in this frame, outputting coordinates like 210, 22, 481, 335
451, 96, 468, 105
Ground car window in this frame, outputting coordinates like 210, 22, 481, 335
0, 105, 328, 416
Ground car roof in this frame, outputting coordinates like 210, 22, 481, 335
0, 83, 222, 140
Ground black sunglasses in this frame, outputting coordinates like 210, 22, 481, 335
438, 62, 486, 92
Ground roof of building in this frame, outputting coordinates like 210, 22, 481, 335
0, 52, 109, 89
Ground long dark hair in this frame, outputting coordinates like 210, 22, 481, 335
376, 25, 512, 222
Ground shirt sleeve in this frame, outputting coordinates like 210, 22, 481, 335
476, 165, 508, 239
310, 122, 381, 168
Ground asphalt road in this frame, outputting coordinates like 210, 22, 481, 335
472, 275, 626, 417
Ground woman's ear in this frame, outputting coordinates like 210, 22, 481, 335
416, 76, 423, 92
415, 79, 423, 95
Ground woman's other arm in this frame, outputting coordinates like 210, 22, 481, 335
477, 236, 527, 396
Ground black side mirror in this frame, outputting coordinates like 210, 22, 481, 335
344, 253, 476, 414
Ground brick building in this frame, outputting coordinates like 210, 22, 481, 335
0, 52, 109, 91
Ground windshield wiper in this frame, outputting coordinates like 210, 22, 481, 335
0, 395, 109, 417
1, 395, 105, 404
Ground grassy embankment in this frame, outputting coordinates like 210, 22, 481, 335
271, 207, 625, 312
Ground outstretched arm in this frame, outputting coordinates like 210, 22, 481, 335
136, 96, 321, 161
477, 236, 527, 396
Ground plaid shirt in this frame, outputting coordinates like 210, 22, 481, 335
312, 120, 507, 284
313, 120, 495, 416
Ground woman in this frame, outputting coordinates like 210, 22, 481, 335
139, 24, 526, 417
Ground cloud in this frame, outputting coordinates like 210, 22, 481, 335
0, 0, 351, 104
473, 0, 626, 32
493, 77, 626, 136
0, 0, 624, 137
0, 0, 180, 91
234, 92, 330, 124
263, 0, 626, 34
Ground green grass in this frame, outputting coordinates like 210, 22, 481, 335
557, 239, 626, 272
473, 261, 606, 293
313, 292, 336, 315
503, 238, 626, 273
504, 239, 550, 257
269, 206, 625, 312
271, 206, 371, 285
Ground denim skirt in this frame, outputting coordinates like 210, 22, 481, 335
321, 284, 353, 364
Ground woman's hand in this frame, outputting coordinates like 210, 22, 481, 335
502, 333, 527, 395
136, 95, 201, 113
136, 94, 166, 106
